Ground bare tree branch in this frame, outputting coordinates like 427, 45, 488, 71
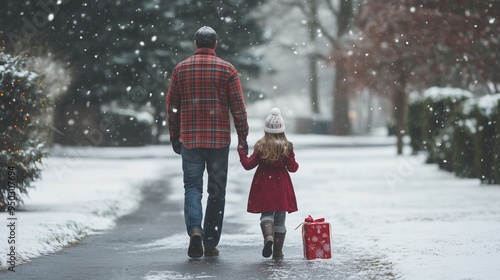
324, 0, 339, 17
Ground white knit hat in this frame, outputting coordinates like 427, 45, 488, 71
264, 107, 286, 133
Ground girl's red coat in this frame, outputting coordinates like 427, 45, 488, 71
237, 146, 299, 213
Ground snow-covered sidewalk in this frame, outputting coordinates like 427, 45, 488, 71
2, 132, 500, 279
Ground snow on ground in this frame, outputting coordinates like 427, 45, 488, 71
0, 145, 172, 269
278, 142, 500, 280
159, 131, 500, 279
1, 128, 500, 279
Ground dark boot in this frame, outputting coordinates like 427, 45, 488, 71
188, 229, 203, 258
273, 232, 286, 260
204, 246, 219, 257
260, 221, 274, 258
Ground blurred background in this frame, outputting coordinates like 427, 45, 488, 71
1, 0, 499, 150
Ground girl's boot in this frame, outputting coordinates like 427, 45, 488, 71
273, 232, 286, 260
260, 220, 274, 258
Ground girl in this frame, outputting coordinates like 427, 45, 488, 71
237, 108, 299, 260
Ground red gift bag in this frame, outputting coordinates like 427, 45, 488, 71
300, 215, 331, 260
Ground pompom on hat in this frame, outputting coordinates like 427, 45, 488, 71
264, 107, 286, 134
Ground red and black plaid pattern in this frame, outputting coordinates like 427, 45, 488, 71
166, 48, 248, 149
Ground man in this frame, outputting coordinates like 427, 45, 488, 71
166, 26, 249, 258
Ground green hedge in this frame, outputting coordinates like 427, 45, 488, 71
494, 101, 500, 183
408, 87, 500, 184
408, 87, 472, 163
452, 99, 477, 178
408, 93, 426, 153
473, 95, 500, 184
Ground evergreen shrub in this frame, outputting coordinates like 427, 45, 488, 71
407, 93, 426, 153
473, 94, 500, 184
452, 99, 477, 178
493, 101, 500, 184
408, 87, 500, 184
417, 87, 473, 165
0, 53, 48, 211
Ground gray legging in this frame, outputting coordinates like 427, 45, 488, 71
260, 211, 286, 233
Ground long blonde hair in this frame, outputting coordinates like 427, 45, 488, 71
254, 132, 290, 164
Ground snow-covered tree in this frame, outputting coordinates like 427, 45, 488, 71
1, 0, 267, 145
0, 52, 48, 211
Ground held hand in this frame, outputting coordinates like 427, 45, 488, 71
170, 137, 182, 155
238, 141, 248, 155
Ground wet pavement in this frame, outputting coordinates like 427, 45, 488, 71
3, 176, 397, 280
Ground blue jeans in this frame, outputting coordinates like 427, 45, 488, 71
181, 145, 229, 247
261, 211, 287, 233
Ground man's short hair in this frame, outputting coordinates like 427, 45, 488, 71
195, 26, 217, 49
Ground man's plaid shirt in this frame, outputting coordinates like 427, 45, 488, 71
166, 48, 249, 149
